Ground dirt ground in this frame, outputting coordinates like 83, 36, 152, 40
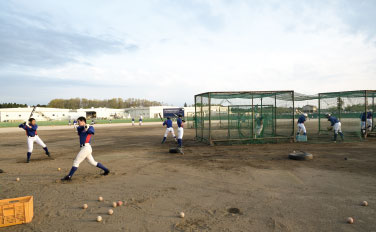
0, 124, 375, 232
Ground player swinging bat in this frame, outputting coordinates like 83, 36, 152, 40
18, 106, 51, 163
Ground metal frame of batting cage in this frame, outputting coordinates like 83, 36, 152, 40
194, 90, 295, 145
318, 90, 376, 139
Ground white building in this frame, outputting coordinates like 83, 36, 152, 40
0, 106, 195, 122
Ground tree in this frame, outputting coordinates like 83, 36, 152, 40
184, 102, 187, 107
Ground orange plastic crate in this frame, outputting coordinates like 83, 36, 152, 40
0, 196, 33, 228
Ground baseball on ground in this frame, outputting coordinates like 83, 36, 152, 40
347, 217, 354, 224
179, 212, 185, 218
112, 202, 117, 208
58, 168, 61, 171
83, 204, 88, 209
97, 216, 102, 222
16, 177, 20, 181
98, 196, 103, 202
108, 209, 114, 215
362, 201, 368, 206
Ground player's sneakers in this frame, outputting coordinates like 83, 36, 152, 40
102, 170, 110, 176
61, 175, 72, 181
26, 158, 30, 163
46, 151, 51, 157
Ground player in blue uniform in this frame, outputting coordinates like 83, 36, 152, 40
132, 117, 135, 126
297, 113, 308, 136
360, 111, 373, 135
19, 118, 50, 163
61, 116, 110, 181
139, 116, 143, 126
326, 114, 344, 142
177, 114, 185, 148
161, 117, 177, 144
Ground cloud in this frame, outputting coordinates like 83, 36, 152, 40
0, 3, 138, 68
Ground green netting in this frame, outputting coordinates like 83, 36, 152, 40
318, 90, 376, 141
195, 91, 294, 145
195, 90, 376, 145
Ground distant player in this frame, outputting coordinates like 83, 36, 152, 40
177, 114, 185, 148
360, 111, 373, 135
19, 118, 50, 163
73, 119, 78, 130
91, 119, 95, 125
139, 116, 143, 126
255, 114, 263, 136
132, 117, 135, 126
326, 114, 344, 142
68, 119, 72, 126
297, 113, 308, 136
161, 117, 177, 144
61, 116, 110, 181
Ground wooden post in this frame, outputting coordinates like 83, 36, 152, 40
274, 93, 277, 136
292, 91, 295, 137
252, 95, 255, 139
318, 93, 321, 134
228, 105, 230, 139
194, 95, 197, 139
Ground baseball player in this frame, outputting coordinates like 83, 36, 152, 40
297, 113, 308, 136
61, 116, 110, 181
68, 119, 72, 126
161, 117, 177, 144
177, 114, 185, 148
19, 118, 50, 163
132, 117, 135, 126
255, 114, 263, 136
360, 111, 373, 135
325, 114, 344, 142
73, 119, 78, 130
139, 116, 143, 126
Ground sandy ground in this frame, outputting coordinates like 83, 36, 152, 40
0, 123, 375, 232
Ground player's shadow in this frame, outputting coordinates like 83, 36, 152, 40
16, 156, 54, 163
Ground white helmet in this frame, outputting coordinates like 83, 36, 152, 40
303, 113, 308, 117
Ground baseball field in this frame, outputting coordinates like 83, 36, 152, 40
0, 123, 375, 231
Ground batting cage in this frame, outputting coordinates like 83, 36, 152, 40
317, 90, 376, 141
194, 91, 295, 145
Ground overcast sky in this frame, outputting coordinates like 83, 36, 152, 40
0, 0, 376, 106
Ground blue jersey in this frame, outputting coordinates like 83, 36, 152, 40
139, 118, 142, 121
132, 118, 134, 121
298, 115, 306, 123
360, 112, 372, 121
177, 118, 183, 128
19, 123, 38, 137
328, 116, 339, 126
163, 119, 173, 128
77, 125, 94, 146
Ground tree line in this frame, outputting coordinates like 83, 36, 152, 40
47, 98, 163, 109
0, 103, 28, 108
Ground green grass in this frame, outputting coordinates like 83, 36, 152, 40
0, 118, 164, 128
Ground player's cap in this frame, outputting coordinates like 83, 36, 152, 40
167, 117, 171, 119
325, 113, 331, 118
178, 114, 182, 117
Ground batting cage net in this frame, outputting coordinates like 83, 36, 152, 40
194, 90, 376, 145
194, 91, 295, 145
317, 90, 376, 141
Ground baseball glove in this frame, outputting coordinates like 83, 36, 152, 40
327, 126, 333, 131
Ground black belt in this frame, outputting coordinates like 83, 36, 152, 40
28, 135, 35, 137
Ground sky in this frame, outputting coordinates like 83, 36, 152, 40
0, 0, 376, 106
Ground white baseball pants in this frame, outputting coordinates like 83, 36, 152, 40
27, 135, 46, 153
164, 128, 176, 137
178, 127, 184, 139
297, 123, 306, 134
72, 144, 98, 168
333, 122, 342, 134
256, 124, 263, 136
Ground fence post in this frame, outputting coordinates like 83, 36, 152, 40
252, 95, 255, 139
208, 93, 212, 144
292, 91, 295, 137
194, 95, 197, 139
318, 93, 321, 134
365, 90, 368, 138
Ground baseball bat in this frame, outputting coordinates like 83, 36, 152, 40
158, 113, 164, 122
24, 106, 36, 125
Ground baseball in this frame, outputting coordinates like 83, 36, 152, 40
83, 204, 88, 209
362, 201, 368, 206
16, 177, 20, 181
108, 209, 114, 215
58, 168, 61, 171
98, 196, 103, 202
347, 217, 354, 224
112, 202, 117, 208
96, 216, 102, 222
179, 212, 185, 218
117, 201, 123, 206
